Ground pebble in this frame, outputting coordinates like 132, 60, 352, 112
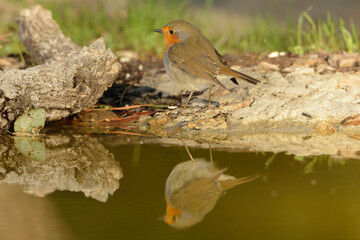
327, 53, 360, 68
314, 121, 337, 136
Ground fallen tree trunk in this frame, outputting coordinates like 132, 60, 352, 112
0, 5, 121, 130
18, 5, 80, 64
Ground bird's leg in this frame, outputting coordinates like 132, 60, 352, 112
181, 139, 194, 162
181, 90, 194, 114
208, 141, 214, 168
208, 86, 212, 108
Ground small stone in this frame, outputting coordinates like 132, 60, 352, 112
338, 58, 357, 68
268, 51, 280, 58
314, 121, 337, 136
283, 66, 316, 75
258, 61, 279, 71
163, 115, 193, 129
147, 114, 172, 127
327, 53, 360, 68
188, 98, 209, 107
292, 57, 324, 67
341, 114, 360, 126
203, 109, 221, 118
219, 98, 254, 111
198, 118, 218, 128
137, 115, 152, 124
187, 115, 227, 130
282, 67, 292, 73
315, 63, 331, 74
294, 67, 315, 75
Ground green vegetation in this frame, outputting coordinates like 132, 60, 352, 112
0, 0, 359, 58
294, 154, 343, 174
263, 153, 343, 173
289, 12, 359, 54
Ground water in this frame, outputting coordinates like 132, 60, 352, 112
1, 133, 360, 240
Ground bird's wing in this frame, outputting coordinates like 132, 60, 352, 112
169, 170, 225, 215
168, 41, 228, 89
215, 49, 228, 66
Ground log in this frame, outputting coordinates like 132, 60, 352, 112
18, 5, 80, 64
0, 5, 121, 130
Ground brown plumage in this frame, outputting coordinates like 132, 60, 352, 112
155, 20, 260, 103
164, 158, 260, 228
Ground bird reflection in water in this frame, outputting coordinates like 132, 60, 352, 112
163, 141, 260, 228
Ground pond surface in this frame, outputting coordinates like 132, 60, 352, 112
0, 132, 360, 240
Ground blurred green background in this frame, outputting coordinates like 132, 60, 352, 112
0, 0, 359, 57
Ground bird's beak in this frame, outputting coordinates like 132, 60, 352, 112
154, 29, 163, 33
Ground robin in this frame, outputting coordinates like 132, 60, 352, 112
154, 20, 259, 112
162, 141, 260, 228
163, 158, 260, 228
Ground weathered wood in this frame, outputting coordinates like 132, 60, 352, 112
18, 5, 80, 64
0, 5, 121, 130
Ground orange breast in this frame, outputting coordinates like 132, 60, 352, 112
162, 26, 181, 55
164, 192, 182, 225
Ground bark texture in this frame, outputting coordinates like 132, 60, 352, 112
0, 5, 121, 130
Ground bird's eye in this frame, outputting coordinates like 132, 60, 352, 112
172, 216, 177, 222
169, 30, 174, 34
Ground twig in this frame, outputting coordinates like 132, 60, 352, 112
85, 104, 154, 112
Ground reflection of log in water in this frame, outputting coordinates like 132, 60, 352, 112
164, 158, 259, 228
0, 133, 122, 202
0, 184, 73, 240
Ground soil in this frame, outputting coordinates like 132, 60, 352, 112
95, 51, 360, 107
2, 50, 359, 109
2, 50, 360, 158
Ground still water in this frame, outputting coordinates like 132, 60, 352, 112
0, 132, 360, 240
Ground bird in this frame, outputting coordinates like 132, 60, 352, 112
163, 158, 260, 228
154, 20, 260, 113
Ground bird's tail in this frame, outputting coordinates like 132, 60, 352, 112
220, 66, 260, 85
220, 173, 261, 190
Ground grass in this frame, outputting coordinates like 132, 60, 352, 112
0, 0, 359, 58
288, 12, 359, 54
294, 155, 343, 174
